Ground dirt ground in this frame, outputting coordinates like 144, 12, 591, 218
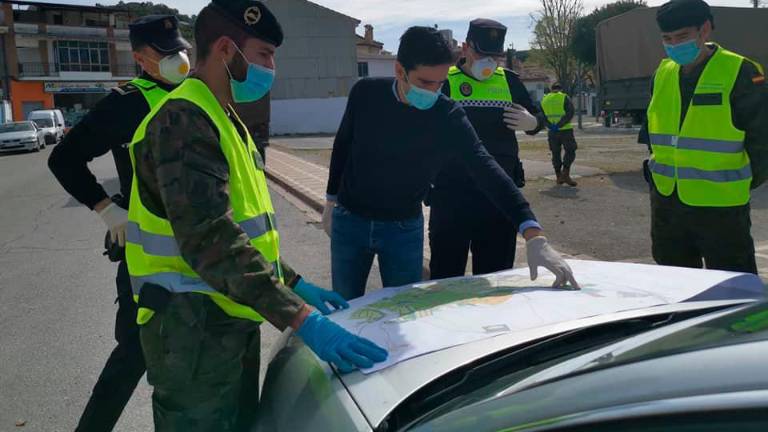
273, 131, 768, 278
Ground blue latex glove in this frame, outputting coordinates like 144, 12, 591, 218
297, 312, 388, 373
549, 124, 560, 133
294, 278, 349, 315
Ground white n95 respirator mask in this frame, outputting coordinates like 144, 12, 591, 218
157, 51, 190, 84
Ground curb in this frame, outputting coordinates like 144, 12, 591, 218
265, 169, 324, 214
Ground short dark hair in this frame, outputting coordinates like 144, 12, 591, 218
397, 26, 455, 72
129, 35, 147, 52
194, 4, 249, 61
551, 83, 563, 91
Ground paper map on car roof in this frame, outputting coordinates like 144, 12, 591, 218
329, 260, 766, 374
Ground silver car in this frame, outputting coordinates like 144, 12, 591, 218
0, 121, 46, 153
256, 298, 768, 431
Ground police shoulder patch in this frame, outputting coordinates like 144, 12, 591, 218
460, 82, 473, 97
112, 83, 139, 96
753, 74, 766, 86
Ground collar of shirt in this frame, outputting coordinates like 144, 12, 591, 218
392, 79, 402, 103
140, 72, 177, 92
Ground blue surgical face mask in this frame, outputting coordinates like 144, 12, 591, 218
224, 42, 275, 103
663, 39, 702, 66
404, 74, 440, 110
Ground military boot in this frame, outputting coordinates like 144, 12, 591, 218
555, 170, 565, 185
562, 168, 578, 187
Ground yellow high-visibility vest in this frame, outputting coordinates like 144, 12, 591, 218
647, 46, 759, 207
128, 78, 168, 107
126, 78, 282, 324
448, 66, 515, 109
541, 91, 573, 131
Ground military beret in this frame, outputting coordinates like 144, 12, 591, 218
210, 0, 284, 47
656, 0, 715, 32
129, 15, 192, 54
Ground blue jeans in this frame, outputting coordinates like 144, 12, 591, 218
331, 205, 424, 300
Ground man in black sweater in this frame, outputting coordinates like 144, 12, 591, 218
323, 27, 578, 300
47, 16, 190, 431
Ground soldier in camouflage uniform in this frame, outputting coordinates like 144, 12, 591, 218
127, 1, 388, 430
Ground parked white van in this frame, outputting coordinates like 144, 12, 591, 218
28, 109, 65, 145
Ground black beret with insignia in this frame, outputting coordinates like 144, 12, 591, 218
466, 18, 507, 57
656, 0, 715, 33
210, 0, 284, 47
129, 15, 192, 54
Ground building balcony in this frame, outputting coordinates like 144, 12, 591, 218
18, 62, 141, 79
13, 23, 129, 41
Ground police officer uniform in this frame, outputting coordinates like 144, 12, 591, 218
47, 15, 190, 431
640, 0, 768, 275
429, 19, 544, 279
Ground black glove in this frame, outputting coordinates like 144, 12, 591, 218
642, 159, 651, 184
103, 194, 127, 262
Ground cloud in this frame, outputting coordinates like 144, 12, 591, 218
26, 0, 750, 50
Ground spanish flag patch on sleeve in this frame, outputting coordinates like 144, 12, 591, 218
753, 74, 766, 85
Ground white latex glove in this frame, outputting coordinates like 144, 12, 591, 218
98, 202, 129, 247
321, 200, 334, 237
503, 103, 539, 132
526, 236, 580, 290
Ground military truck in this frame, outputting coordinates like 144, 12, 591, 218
596, 6, 768, 125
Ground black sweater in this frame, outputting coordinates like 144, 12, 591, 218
48, 74, 175, 209
326, 77, 536, 224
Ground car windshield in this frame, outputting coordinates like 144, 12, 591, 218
394, 305, 735, 431
0, 123, 35, 133
33, 118, 53, 128
574, 302, 768, 372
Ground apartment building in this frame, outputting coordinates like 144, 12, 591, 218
0, 0, 136, 123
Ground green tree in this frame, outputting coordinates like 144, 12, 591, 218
571, 1, 646, 66
531, 0, 584, 93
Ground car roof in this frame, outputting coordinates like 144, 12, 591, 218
339, 299, 754, 427
411, 303, 768, 431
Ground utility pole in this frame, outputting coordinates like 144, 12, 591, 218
577, 63, 584, 130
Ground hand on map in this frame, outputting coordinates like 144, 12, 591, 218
526, 236, 580, 290
297, 311, 389, 373
294, 278, 349, 315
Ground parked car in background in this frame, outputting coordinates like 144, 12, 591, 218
28, 109, 65, 145
0, 121, 47, 153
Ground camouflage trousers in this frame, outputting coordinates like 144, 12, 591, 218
140, 293, 261, 431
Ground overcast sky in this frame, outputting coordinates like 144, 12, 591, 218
26, 0, 754, 51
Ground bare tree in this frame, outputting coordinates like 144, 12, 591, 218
531, 0, 584, 93
751, 0, 767, 7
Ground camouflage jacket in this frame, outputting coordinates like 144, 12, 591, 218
133, 96, 305, 331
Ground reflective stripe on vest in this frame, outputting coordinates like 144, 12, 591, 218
647, 45, 754, 207
448, 66, 514, 109
125, 213, 277, 257
127, 78, 280, 325
541, 91, 573, 131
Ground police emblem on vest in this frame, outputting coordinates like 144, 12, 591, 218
448, 66, 514, 109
